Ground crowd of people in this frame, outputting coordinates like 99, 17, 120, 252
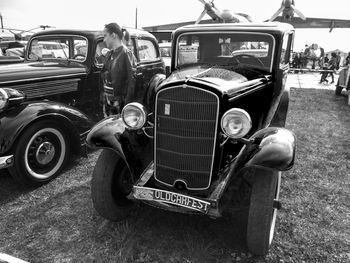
290, 46, 350, 85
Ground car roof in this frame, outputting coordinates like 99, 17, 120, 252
175, 22, 294, 34
31, 27, 157, 40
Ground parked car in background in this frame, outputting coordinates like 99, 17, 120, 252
87, 22, 296, 256
159, 42, 171, 68
0, 40, 27, 64
0, 28, 165, 185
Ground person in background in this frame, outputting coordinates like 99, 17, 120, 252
345, 52, 350, 66
336, 52, 341, 70
100, 22, 137, 117
328, 52, 337, 84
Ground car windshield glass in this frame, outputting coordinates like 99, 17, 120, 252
27, 36, 87, 61
176, 32, 274, 72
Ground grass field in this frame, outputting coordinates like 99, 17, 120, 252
0, 87, 349, 263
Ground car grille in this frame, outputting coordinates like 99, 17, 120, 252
154, 85, 219, 190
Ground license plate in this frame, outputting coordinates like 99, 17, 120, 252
133, 186, 210, 213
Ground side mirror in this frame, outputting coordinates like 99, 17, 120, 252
101, 48, 110, 57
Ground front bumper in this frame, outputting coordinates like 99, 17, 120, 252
0, 155, 14, 169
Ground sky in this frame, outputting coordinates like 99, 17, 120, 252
1, 0, 350, 52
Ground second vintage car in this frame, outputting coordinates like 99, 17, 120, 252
0, 27, 165, 185
87, 22, 297, 255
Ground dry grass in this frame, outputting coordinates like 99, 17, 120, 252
0, 87, 349, 263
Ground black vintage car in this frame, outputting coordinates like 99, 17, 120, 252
0, 28, 165, 185
87, 22, 296, 255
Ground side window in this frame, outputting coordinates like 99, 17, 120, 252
94, 40, 107, 66
73, 37, 88, 61
137, 39, 158, 62
280, 33, 293, 67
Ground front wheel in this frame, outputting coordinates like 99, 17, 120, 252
9, 120, 70, 186
247, 169, 281, 256
91, 149, 136, 221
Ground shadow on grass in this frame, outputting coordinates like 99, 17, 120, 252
0, 175, 254, 263
0, 154, 84, 205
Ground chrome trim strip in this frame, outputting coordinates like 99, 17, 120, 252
0, 155, 14, 169
175, 31, 276, 73
0, 74, 85, 85
154, 85, 220, 190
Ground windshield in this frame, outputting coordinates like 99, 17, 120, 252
27, 36, 88, 61
176, 32, 274, 72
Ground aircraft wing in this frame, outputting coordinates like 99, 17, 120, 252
270, 16, 350, 31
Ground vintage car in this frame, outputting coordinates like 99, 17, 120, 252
159, 42, 171, 68
0, 28, 165, 185
87, 22, 296, 256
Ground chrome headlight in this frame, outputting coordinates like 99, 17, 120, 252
121, 102, 147, 130
0, 88, 9, 111
221, 108, 252, 138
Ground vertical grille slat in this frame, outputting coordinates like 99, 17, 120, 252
154, 86, 219, 190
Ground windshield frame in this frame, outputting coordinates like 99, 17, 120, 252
175, 31, 276, 72
26, 34, 89, 63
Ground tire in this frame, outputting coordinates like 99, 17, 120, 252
8, 120, 70, 186
91, 149, 135, 221
247, 169, 281, 256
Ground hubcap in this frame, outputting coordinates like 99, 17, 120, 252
36, 141, 55, 165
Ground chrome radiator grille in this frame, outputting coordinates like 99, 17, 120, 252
154, 85, 219, 190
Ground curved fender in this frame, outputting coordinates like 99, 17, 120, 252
0, 101, 93, 155
245, 127, 296, 171
86, 116, 127, 160
86, 116, 152, 173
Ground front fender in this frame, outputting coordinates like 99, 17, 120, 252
86, 116, 152, 174
245, 127, 296, 171
0, 101, 93, 155
86, 116, 127, 160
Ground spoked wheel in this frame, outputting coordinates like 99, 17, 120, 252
247, 168, 281, 256
9, 120, 70, 186
91, 149, 136, 221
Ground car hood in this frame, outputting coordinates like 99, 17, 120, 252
0, 61, 87, 84
163, 65, 267, 96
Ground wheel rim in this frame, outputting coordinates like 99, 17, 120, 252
24, 127, 66, 180
35, 141, 56, 165
269, 172, 281, 244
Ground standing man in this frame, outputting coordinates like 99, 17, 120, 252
101, 22, 137, 116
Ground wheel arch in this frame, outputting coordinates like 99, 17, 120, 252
12, 113, 81, 155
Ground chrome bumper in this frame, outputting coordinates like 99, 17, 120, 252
0, 155, 14, 169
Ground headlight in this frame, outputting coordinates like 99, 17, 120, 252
221, 108, 251, 138
121, 102, 147, 130
0, 88, 9, 111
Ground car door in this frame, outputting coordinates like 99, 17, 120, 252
134, 37, 165, 103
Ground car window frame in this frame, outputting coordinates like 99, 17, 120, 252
136, 37, 161, 63
175, 31, 276, 72
26, 34, 89, 63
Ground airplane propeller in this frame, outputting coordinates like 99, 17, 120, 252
196, 0, 252, 24
269, 0, 306, 21
196, 0, 222, 24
